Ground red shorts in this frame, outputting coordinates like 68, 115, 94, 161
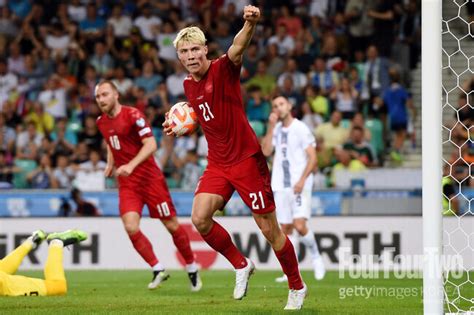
195, 152, 275, 214
119, 175, 176, 219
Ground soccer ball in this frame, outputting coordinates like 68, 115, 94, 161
168, 102, 199, 136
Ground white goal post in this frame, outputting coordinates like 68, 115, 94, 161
422, 0, 443, 314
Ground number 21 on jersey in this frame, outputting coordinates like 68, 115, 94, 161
249, 191, 265, 210
198, 102, 214, 121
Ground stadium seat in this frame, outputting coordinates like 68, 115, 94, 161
365, 118, 384, 157
13, 159, 38, 189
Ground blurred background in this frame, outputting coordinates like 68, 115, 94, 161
0, 0, 471, 218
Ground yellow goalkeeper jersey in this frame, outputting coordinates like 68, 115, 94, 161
0, 271, 47, 296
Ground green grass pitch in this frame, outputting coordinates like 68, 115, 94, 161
0, 270, 470, 314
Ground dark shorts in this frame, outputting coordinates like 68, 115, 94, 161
119, 176, 176, 219
195, 152, 275, 214
391, 121, 407, 132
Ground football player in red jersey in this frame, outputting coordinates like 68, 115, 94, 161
95, 81, 202, 292
163, 5, 306, 310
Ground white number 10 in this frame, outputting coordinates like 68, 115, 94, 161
249, 191, 265, 210
109, 135, 121, 150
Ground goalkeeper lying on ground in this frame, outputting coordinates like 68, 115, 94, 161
0, 229, 87, 296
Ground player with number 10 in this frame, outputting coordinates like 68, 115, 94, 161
163, 5, 306, 310
95, 81, 202, 292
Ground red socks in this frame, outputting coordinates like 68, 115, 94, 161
129, 230, 158, 267
172, 225, 195, 264
275, 237, 304, 290
202, 221, 247, 269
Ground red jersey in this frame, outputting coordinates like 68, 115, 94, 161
97, 106, 162, 187
183, 54, 260, 167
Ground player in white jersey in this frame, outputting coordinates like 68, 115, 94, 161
262, 95, 325, 281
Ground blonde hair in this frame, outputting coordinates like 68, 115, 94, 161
173, 26, 206, 48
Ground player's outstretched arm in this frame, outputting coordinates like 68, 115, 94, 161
227, 5, 260, 65
116, 137, 157, 177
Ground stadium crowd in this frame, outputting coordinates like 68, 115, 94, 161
0, 0, 432, 191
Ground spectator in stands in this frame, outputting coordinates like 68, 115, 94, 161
315, 136, 333, 174
133, 3, 161, 42
67, 0, 86, 23
45, 22, 71, 59
0, 58, 18, 110
133, 60, 163, 96
37, 136, 54, 158
330, 147, 367, 187
276, 5, 302, 38
2, 100, 21, 128
78, 149, 106, 173
310, 57, 339, 97
315, 111, 349, 150
77, 115, 102, 152
37, 75, 68, 119
348, 66, 363, 94
166, 61, 187, 104
393, 0, 420, 72
107, 4, 133, 40
264, 43, 285, 79
111, 66, 133, 98
278, 76, 304, 117
305, 85, 329, 120
156, 20, 178, 63
50, 119, 76, 158
0, 113, 15, 154
214, 19, 234, 53
17, 54, 46, 97
245, 60, 276, 99
180, 149, 202, 191
277, 58, 308, 93
330, 77, 359, 119
0, 6, 19, 40
350, 112, 371, 141
16, 122, 42, 161
53, 154, 75, 189
292, 40, 313, 73
361, 45, 390, 101
345, 0, 375, 59
368, 0, 396, 57
382, 68, 413, 163
343, 126, 377, 167
27, 153, 58, 189
246, 85, 271, 123
7, 42, 25, 75
55, 61, 77, 88
320, 34, 347, 72
89, 41, 114, 78
70, 187, 101, 216
25, 100, 54, 136
0, 149, 18, 189
66, 42, 87, 79
71, 141, 89, 165
268, 24, 295, 56
300, 100, 323, 131
79, 3, 106, 49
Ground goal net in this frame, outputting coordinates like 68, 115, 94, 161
441, 0, 473, 313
